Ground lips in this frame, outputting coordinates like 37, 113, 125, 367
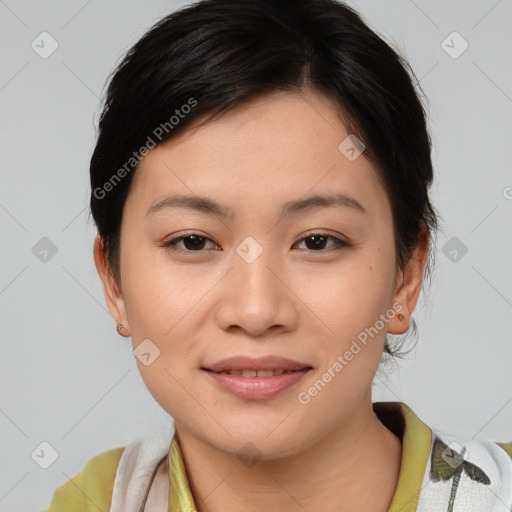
202, 356, 312, 400
202, 355, 313, 374
215, 369, 291, 377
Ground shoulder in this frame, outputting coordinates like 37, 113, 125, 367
45, 446, 125, 512
496, 441, 512, 459
421, 432, 512, 512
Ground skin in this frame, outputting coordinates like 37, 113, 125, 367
94, 88, 429, 512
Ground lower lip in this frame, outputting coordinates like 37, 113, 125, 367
203, 369, 311, 400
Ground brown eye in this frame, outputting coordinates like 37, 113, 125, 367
162, 231, 348, 254
294, 233, 349, 252
163, 234, 219, 252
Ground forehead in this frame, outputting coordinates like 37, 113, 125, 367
126, 89, 390, 220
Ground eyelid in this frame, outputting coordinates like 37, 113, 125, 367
162, 231, 220, 251
298, 229, 346, 242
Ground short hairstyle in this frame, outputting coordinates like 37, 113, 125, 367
89, 0, 440, 357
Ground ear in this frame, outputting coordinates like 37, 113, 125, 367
93, 233, 130, 333
387, 224, 430, 334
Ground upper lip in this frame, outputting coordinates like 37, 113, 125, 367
202, 355, 312, 373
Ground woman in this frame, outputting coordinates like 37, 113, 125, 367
45, 0, 512, 511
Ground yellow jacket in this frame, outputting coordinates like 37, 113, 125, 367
45, 402, 512, 512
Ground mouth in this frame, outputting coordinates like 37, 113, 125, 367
202, 354, 313, 374
202, 368, 311, 377
201, 355, 313, 400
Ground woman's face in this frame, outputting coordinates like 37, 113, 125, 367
95, 89, 426, 459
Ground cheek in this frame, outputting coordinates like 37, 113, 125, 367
310, 246, 396, 336
120, 242, 205, 338
295, 257, 394, 420
302, 248, 396, 401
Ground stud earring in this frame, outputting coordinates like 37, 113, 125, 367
397, 313, 405, 323
116, 324, 130, 337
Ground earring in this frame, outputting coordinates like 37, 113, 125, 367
116, 324, 130, 337
397, 313, 405, 323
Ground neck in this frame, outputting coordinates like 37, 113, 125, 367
175, 396, 402, 512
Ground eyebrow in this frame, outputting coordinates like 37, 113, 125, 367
145, 192, 367, 218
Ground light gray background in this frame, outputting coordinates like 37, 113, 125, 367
0, 0, 511, 510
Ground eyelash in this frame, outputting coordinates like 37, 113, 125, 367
161, 231, 350, 254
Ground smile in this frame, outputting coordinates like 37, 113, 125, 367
202, 367, 312, 400
213, 369, 299, 376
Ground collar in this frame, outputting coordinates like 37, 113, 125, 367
168, 433, 196, 512
375, 402, 432, 512
167, 401, 432, 512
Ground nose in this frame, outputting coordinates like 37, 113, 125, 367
214, 244, 299, 337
